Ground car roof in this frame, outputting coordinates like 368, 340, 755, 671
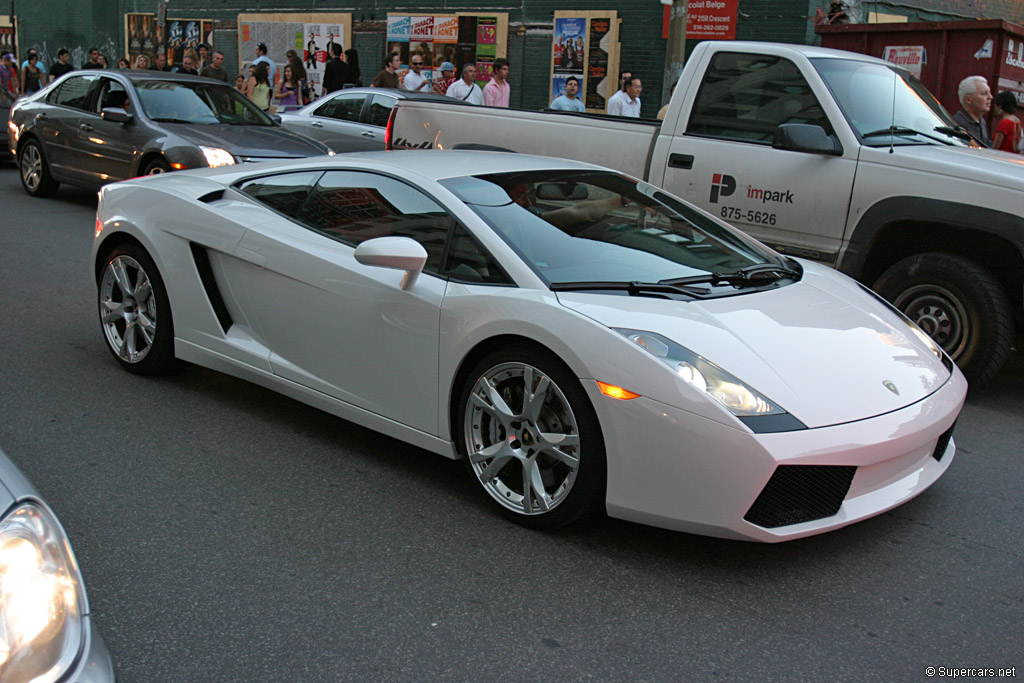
82, 69, 231, 86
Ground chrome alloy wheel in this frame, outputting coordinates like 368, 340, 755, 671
893, 284, 968, 360
20, 143, 42, 192
464, 362, 581, 515
99, 255, 158, 364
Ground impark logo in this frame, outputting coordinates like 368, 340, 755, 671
710, 173, 736, 203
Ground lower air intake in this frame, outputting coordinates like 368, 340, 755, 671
744, 465, 856, 529
932, 421, 956, 462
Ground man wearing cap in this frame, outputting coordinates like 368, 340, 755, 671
403, 55, 430, 92
432, 62, 456, 95
253, 42, 277, 85
48, 48, 74, 83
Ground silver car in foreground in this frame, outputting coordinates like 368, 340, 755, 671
0, 447, 114, 682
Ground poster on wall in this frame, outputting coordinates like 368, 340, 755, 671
550, 11, 619, 114
0, 15, 18, 65
238, 13, 352, 99
125, 14, 214, 71
387, 13, 507, 89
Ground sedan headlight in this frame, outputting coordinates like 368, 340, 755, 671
0, 503, 86, 683
199, 146, 236, 168
613, 328, 784, 417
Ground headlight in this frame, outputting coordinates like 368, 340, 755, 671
0, 503, 86, 683
326, 149, 337, 156
907, 320, 943, 360
613, 328, 784, 417
199, 146, 236, 168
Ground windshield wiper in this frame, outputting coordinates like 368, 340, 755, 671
549, 280, 713, 298
861, 126, 953, 145
661, 262, 801, 288
150, 117, 196, 124
933, 125, 974, 142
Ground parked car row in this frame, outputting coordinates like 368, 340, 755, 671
6, 69, 450, 198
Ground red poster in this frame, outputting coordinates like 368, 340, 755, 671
686, 0, 738, 40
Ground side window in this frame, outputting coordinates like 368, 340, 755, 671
238, 171, 324, 218
45, 74, 99, 111
687, 53, 831, 144
367, 94, 397, 127
314, 94, 366, 122
96, 78, 129, 113
444, 225, 512, 285
298, 171, 450, 274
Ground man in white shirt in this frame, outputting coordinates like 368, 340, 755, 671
403, 55, 430, 92
446, 63, 484, 105
606, 69, 631, 114
608, 75, 641, 117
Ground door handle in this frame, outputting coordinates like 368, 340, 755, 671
360, 131, 376, 138
668, 153, 694, 169
79, 123, 93, 132
310, 121, 323, 128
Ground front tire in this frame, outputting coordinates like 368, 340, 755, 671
97, 246, 176, 375
18, 139, 59, 197
874, 253, 1012, 387
142, 158, 171, 175
457, 345, 606, 529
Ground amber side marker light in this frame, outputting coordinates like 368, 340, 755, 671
170, 162, 188, 170
597, 381, 640, 400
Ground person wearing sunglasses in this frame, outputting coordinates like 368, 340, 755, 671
403, 54, 430, 92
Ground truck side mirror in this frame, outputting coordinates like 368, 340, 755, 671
773, 123, 842, 156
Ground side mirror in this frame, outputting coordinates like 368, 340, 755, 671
101, 107, 134, 124
772, 123, 842, 156
270, 114, 283, 125
354, 236, 428, 290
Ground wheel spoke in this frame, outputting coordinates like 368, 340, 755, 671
522, 372, 551, 423
468, 441, 504, 464
134, 278, 152, 304
522, 460, 551, 513
111, 259, 133, 295
136, 311, 156, 345
470, 380, 516, 421
478, 452, 515, 484
121, 322, 138, 360
539, 443, 579, 470
101, 299, 126, 323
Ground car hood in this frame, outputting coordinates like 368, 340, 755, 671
557, 262, 952, 429
160, 122, 329, 158
867, 143, 1024, 192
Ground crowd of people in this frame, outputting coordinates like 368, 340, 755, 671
2, 41, 1020, 151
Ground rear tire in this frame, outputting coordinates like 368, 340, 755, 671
457, 344, 606, 529
97, 245, 177, 375
18, 139, 59, 197
873, 253, 1012, 387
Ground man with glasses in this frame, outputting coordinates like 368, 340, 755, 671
403, 55, 430, 92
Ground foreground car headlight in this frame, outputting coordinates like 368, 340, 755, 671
613, 328, 784, 417
199, 146, 236, 168
0, 504, 85, 683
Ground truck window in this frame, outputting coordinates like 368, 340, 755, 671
688, 52, 831, 144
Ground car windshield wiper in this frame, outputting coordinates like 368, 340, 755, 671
549, 280, 713, 299
933, 125, 974, 142
149, 117, 196, 124
661, 262, 801, 288
861, 126, 952, 145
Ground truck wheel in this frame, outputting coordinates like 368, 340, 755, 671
874, 253, 1012, 387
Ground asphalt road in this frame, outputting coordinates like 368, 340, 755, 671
0, 164, 1021, 682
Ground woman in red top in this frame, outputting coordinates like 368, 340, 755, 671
991, 91, 1021, 153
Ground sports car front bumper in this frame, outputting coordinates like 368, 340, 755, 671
585, 367, 967, 542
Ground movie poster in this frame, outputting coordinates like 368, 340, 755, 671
388, 13, 505, 88
126, 13, 155, 67
550, 11, 619, 114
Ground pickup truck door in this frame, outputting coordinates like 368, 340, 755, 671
651, 50, 858, 266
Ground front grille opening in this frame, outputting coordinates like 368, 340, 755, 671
932, 421, 956, 462
744, 465, 857, 529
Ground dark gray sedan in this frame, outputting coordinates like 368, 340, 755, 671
8, 70, 332, 197
279, 87, 453, 152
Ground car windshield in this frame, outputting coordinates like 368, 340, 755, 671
812, 58, 970, 147
441, 170, 787, 291
133, 79, 274, 126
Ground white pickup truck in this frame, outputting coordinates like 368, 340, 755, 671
387, 40, 1024, 387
